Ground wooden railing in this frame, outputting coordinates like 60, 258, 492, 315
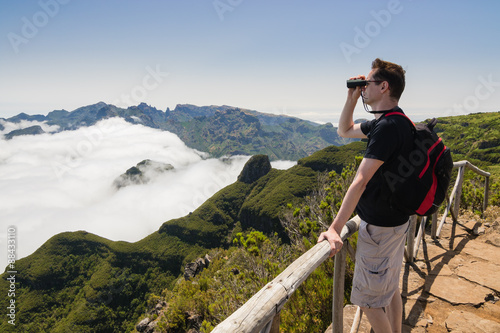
213, 160, 490, 333
212, 216, 361, 333
406, 160, 491, 262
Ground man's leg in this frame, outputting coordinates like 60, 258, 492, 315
386, 290, 403, 333
361, 307, 392, 333
362, 290, 402, 333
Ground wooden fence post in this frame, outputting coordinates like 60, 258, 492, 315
405, 215, 417, 263
270, 314, 280, 333
332, 245, 347, 333
483, 176, 490, 215
260, 314, 280, 333
453, 166, 465, 219
431, 211, 438, 240
413, 216, 427, 258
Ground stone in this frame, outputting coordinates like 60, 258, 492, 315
462, 240, 500, 263
204, 254, 212, 266
145, 320, 157, 333
428, 263, 454, 276
485, 233, 500, 247
400, 270, 425, 301
184, 255, 211, 280
427, 275, 490, 306
445, 310, 500, 333
447, 255, 466, 271
475, 226, 486, 235
403, 299, 426, 327
403, 324, 425, 333
483, 302, 500, 319
147, 300, 167, 316
465, 220, 480, 230
415, 318, 428, 328
416, 241, 450, 269
456, 260, 500, 292
136, 318, 150, 332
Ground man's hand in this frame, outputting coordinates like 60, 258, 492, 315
347, 75, 365, 100
317, 228, 343, 257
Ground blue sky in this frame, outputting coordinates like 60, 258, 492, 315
1, 0, 499, 123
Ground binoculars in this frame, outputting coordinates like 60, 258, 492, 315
346, 79, 367, 88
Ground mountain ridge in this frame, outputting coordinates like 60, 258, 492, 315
1, 102, 353, 160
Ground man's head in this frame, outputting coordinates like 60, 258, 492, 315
370, 58, 406, 101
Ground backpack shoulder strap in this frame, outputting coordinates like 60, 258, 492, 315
383, 111, 415, 127
382, 110, 416, 134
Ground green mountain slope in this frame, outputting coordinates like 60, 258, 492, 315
434, 111, 500, 166
2, 231, 191, 332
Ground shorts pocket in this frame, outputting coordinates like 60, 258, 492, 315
359, 222, 379, 247
356, 256, 391, 296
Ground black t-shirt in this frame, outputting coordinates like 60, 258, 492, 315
357, 107, 414, 227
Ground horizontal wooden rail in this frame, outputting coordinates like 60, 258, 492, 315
435, 160, 490, 239
212, 216, 361, 333
453, 160, 491, 177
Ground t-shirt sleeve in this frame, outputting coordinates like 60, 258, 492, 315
360, 119, 374, 136
363, 119, 400, 162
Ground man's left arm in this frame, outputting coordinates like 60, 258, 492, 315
317, 157, 384, 257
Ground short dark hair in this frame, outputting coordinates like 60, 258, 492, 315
371, 58, 406, 101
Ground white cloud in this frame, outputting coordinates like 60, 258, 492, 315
271, 160, 297, 170
0, 118, 296, 271
0, 119, 60, 136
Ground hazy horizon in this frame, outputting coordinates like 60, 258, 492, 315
3, 100, 499, 128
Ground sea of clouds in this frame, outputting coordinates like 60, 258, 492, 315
0, 118, 296, 270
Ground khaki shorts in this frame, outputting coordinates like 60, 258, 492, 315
350, 220, 409, 308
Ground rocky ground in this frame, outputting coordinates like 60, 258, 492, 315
329, 206, 500, 333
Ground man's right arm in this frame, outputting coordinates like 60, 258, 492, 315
337, 79, 368, 139
317, 157, 384, 256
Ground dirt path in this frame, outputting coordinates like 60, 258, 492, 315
401, 209, 500, 333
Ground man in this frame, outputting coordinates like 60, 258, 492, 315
318, 58, 413, 333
